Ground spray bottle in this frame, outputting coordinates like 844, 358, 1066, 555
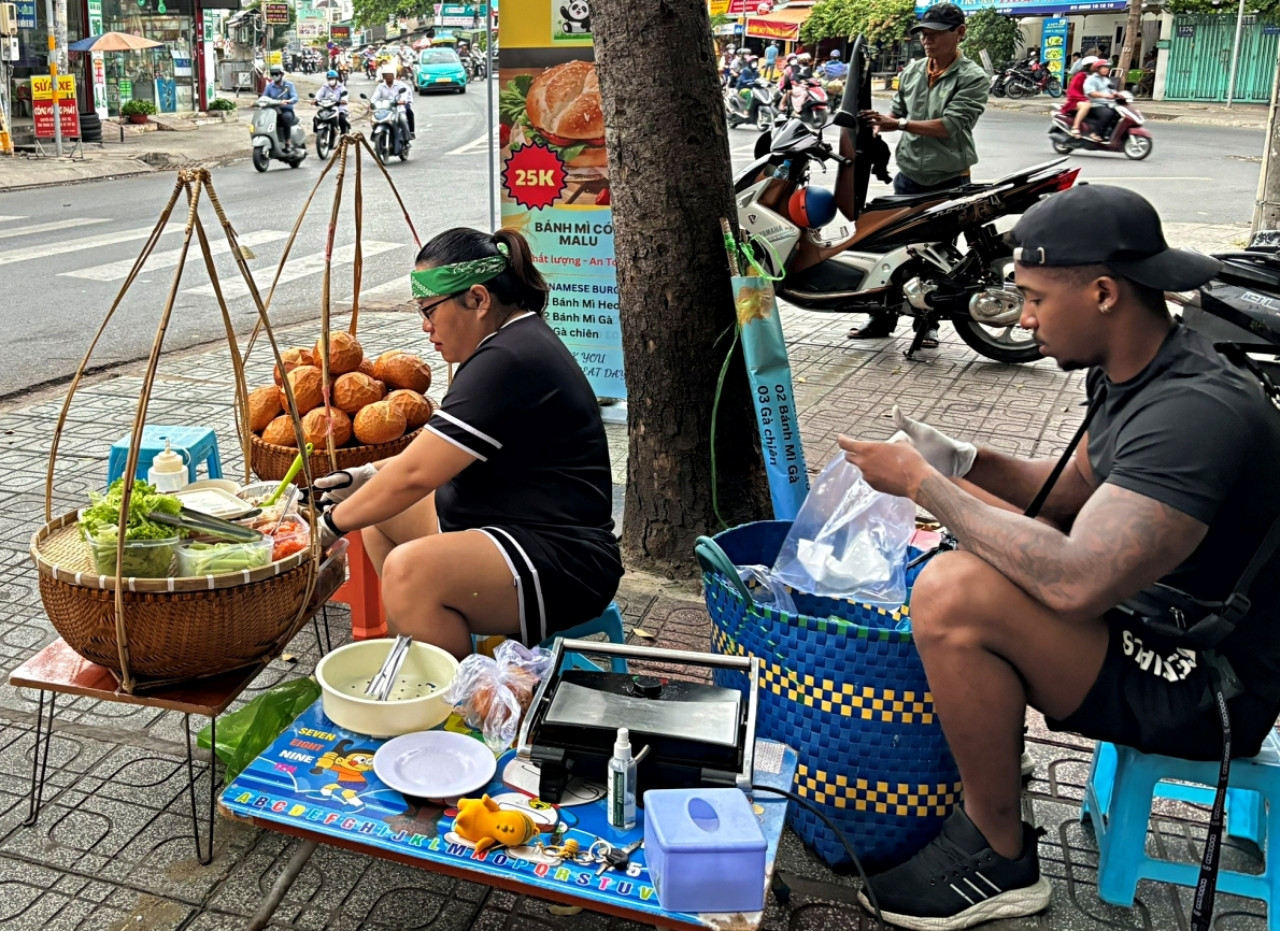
607, 727, 638, 830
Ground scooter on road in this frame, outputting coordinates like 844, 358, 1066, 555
311, 93, 345, 161
360, 94, 410, 164
1049, 91, 1152, 160
250, 96, 306, 172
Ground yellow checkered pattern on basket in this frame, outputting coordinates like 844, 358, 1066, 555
796, 764, 963, 817
711, 628, 936, 725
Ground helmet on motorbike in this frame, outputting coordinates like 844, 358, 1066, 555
787, 185, 837, 230
379, 63, 397, 77
797, 52, 812, 61
269, 65, 284, 77
1091, 58, 1112, 70
829, 50, 842, 58
326, 69, 339, 79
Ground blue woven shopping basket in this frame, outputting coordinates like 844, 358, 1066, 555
699, 520, 961, 871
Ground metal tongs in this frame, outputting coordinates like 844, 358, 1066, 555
365, 634, 413, 702
147, 507, 264, 543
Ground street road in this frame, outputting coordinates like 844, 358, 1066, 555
0, 91, 1263, 398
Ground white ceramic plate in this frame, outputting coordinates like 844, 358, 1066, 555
373, 730, 497, 799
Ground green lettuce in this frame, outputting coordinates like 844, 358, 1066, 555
79, 478, 184, 543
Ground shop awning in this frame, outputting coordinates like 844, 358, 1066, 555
745, 6, 812, 41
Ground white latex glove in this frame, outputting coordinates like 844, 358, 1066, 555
890, 405, 977, 478
313, 463, 378, 505
317, 507, 345, 551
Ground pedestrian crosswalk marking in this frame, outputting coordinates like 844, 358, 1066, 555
0, 225, 186, 267
60, 229, 291, 282
347, 276, 409, 302
0, 215, 29, 223
182, 241, 405, 299
0, 217, 110, 241
447, 134, 490, 156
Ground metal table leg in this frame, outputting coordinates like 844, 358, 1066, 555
245, 838, 319, 931
184, 713, 218, 865
22, 690, 56, 827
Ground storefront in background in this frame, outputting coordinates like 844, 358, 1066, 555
97, 0, 196, 114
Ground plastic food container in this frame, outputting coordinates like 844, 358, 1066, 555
176, 538, 274, 577
248, 513, 311, 562
86, 533, 181, 578
315, 640, 459, 737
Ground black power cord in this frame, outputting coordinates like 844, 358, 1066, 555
750, 783, 884, 927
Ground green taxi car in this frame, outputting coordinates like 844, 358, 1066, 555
416, 48, 469, 95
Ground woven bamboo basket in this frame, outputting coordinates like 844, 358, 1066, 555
240, 133, 426, 484
33, 168, 333, 692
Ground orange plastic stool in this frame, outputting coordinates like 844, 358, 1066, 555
330, 532, 388, 640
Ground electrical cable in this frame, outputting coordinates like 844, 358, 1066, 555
749, 783, 883, 927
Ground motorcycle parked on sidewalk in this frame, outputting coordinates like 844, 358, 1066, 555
1005, 59, 1062, 98
1049, 91, 1152, 160
360, 94, 410, 164
311, 93, 344, 161
250, 96, 307, 172
734, 37, 1081, 364
988, 62, 1014, 97
726, 80, 779, 131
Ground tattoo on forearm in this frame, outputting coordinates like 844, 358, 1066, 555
916, 474, 1204, 616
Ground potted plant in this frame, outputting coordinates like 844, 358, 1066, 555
208, 97, 236, 112
121, 99, 157, 124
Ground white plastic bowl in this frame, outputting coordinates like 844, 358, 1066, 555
315, 639, 459, 737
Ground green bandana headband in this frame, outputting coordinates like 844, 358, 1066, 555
411, 242, 510, 298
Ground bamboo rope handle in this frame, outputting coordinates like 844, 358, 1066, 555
317, 144, 349, 473
351, 138, 364, 336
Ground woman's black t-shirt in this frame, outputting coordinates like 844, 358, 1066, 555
426, 313, 617, 550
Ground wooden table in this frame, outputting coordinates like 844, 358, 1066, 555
9, 551, 346, 865
222, 700, 796, 930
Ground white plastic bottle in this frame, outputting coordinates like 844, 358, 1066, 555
147, 440, 187, 493
607, 727, 637, 831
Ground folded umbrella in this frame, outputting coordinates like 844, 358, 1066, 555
68, 32, 164, 52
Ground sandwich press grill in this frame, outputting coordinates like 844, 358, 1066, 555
516, 639, 759, 803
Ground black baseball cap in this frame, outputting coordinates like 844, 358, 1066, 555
909, 2, 966, 33
1009, 184, 1221, 291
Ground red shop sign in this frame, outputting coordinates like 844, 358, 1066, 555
33, 98, 81, 139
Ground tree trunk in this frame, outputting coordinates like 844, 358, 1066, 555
592, 0, 772, 578
1115, 0, 1142, 89
1252, 46, 1280, 238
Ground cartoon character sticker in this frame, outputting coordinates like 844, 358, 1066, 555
552, 0, 592, 44
309, 738, 378, 809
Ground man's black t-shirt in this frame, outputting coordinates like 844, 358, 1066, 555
1085, 325, 1280, 695
426, 312, 616, 549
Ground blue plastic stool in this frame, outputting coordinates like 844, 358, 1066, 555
471, 602, 628, 674
1082, 731, 1280, 929
105, 426, 223, 488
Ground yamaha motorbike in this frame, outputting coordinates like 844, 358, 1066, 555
726, 80, 779, 131
1049, 91, 1153, 160
733, 36, 1081, 364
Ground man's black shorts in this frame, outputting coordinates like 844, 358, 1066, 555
1046, 617, 1280, 760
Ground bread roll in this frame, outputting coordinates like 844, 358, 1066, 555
333, 372, 386, 414
386, 389, 434, 429
301, 407, 353, 448
357, 358, 378, 379
249, 385, 282, 433
272, 347, 313, 387
374, 350, 432, 393
313, 331, 364, 375
262, 415, 297, 447
279, 364, 325, 415
525, 60, 606, 168
353, 400, 407, 446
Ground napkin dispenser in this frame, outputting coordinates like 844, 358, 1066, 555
516, 639, 759, 803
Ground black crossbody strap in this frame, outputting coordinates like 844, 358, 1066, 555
1025, 392, 1106, 520
1233, 508, 1280, 598
1191, 659, 1233, 931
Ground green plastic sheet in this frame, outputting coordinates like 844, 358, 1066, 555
198, 677, 321, 781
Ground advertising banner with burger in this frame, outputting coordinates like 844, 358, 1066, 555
498, 0, 623, 400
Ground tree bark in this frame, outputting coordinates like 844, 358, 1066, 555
1253, 46, 1280, 237
592, 0, 772, 578
1115, 0, 1142, 88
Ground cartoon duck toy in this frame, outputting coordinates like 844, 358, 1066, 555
454, 795, 541, 853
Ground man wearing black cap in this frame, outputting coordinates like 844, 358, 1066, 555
849, 1, 988, 341
836, 185, 1280, 929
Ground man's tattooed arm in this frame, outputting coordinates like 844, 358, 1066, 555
915, 474, 1208, 619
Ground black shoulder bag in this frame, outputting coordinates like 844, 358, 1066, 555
1025, 391, 1280, 931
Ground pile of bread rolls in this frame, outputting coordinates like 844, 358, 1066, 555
249, 333, 436, 448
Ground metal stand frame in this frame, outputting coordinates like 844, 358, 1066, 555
23, 688, 221, 866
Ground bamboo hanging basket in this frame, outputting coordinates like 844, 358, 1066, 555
31, 169, 333, 692
240, 132, 426, 484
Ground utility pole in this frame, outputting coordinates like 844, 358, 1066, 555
1226, 0, 1246, 108
44, 0, 61, 156
1114, 0, 1142, 89
1251, 42, 1280, 237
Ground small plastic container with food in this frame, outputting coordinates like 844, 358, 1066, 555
176, 537, 275, 576
247, 514, 312, 561
86, 529, 182, 578
236, 482, 301, 525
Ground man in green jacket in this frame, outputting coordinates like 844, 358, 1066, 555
850, 2, 989, 342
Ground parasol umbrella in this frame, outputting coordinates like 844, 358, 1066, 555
68, 32, 164, 52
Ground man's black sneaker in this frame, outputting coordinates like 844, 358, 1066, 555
857, 807, 1051, 930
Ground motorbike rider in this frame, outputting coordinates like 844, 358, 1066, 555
818, 49, 848, 81
780, 52, 814, 117
1065, 55, 1098, 138
263, 64, 300, 154
736, 53, 760, 89
721, 45, 736, 85
316, 69, 350, 135
1082, 58, 1119, 141
853, 1, 988, 344
371, 63, 414, 151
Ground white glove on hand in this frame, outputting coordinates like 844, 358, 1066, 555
891, 405, 977, 478
317, 507, 345, 551
314, 463, 378, 505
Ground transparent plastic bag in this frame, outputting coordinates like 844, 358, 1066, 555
737, 564, 798, 614
771, 451, 916, 606
443, 640, 554, 752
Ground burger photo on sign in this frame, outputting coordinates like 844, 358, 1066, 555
499, 60, 608, 203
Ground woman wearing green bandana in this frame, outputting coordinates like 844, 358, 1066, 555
316, 227, 622, 658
